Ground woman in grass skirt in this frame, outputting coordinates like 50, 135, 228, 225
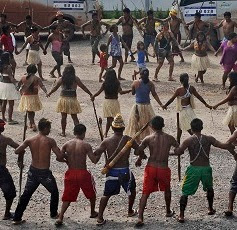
125, 68, 164, 142
0, 52, 19, 124
18, 64, 47, 131
182, 32, 216, 84
47, 64, 93, 137
92, 69, 131, 137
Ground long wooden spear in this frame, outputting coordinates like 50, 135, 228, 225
92, 101, 108, 161
101, 121, 150, 175
176, 112, 181, 181
18, 111, 27, 201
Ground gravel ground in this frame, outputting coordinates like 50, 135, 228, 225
0, 27, 237, 230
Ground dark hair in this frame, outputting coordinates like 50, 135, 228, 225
140, 68, 149, 84
180, 73, 189, 87
228, 72, 237, 90
147, 10, 153, 16
51, 25, 58, 31
224, 12, 231, 17
2, 25, 10, 35
191, 118, 203, 132
112, 126, 125, 133
92, 12, 98, 18
0, 119, 5, 133
0, 52, 10, 73
38, 118, 51, 131
151, 116, 165, 131
123, 8, 130, 14
0, 126, 4, 133
26, 15, 32, 20
194, 12, 201, 18
26, 64, 37, 79
227, 32, 237, 41
137, 41, 144, 50
0, 13, 7, 19
100, 43, 107, 52
74, 124, 86, 135
62, 65, 76, 89
31, 26, 38, 33
110, 24, 118, 32
104, 69, 120, 96
196, 31, 206, 42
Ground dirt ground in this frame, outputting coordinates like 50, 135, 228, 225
0, 28, 237, 230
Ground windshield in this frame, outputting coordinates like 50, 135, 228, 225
180, 0, 213, 7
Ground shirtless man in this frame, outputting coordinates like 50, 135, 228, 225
116, 8, 136, 63
224, 131, 237, 217
185, 12, 210, 40
94, 114, 141, 226
55, 124, 98, 226
13, 118, 66, 225
0, 119, 22, 220
17, 15, 42, 66
167, 9, 185, 62
215, 12, 237, 42
135, 116, 179, 227
44, 11, 79, 64
17, 26, 45, 80
138, 10, 164, 62
173, 118, 235, 223
81, 12, 110, 64
0, 13, 17, 35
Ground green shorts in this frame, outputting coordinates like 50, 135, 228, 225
182, 165, 213, 196
90, 36, 101, 54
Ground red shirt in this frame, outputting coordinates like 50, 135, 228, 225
0, 34, 14, 53
100, 51, 108, 68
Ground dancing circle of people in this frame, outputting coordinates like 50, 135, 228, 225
1, 6, 237, 228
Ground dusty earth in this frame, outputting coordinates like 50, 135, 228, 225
0, 27, 237, 230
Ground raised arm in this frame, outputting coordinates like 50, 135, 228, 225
101, 21, 110, 35
47, 78, 62, 97
164, 89, 179, 109
76, 77, 92, 97
116, 17, 123, 26
81, 21, 91, 37
137, 17, 146, 26
192, 86, 211, 108
213, 88, 234, 109
214, 20, 223, 29
150, 82, 164, 108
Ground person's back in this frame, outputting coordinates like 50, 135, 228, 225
63, 138, 91, 169
135, 80, 151, 104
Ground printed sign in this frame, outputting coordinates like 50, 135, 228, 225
184, 6, 216, 17
53, 1, 84, 10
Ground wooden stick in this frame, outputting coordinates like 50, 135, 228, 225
176, 112, 181, 181
92, 101, 108, 161
18, 111, 27, 201
101, 121, 150, 175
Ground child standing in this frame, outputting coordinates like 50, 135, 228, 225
132, 41, 154, 80
107, 24, 131, 80
98, 44, 108, 82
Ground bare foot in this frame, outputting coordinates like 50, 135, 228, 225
68, 60, 73, 64
180, 59, 185, 63
224, 210, 233, 217
152, 78, 160, 82
118, 77, 125, 80
55, 219, 63, 227
49, 73, 56, 78
97, 218, 106, 226
128, 209, 137, 217
208, 209, 216, 215
166, 210, 175, 217
168, 77, 176, 82
178, 215, 184, 223
135, 219, 144, 228
13, 220, 26, 225
221, 86, 226, 90
90, 211, 98, 218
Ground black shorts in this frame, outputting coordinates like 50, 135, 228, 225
122, 34, 133, 49
0, 165, 16, 200
62, 41, 70, 56
230, 162, 237, 194
52, 51, 63, 66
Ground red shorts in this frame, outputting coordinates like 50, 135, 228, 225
62, 169, 96, 202
142, 166, 171, 194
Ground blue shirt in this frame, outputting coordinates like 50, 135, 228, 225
136, 81, 151, 104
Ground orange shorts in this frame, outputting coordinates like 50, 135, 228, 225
142, 166, 171, 194
62, 169, 96, 202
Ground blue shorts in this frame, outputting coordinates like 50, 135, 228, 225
103, 168, 136, 196
144, 34, 156, 49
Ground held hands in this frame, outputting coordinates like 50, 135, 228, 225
43, 50, 47, 55
91, 95, 95, 101
161, 104, 167, 110
212, 104, 218, 110
214, 52, 218, 57
135, 158, 142, 167
205, 104, 213, 109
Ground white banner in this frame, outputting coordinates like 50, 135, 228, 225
184, 7, 216, 17
53, 1, 84, 10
